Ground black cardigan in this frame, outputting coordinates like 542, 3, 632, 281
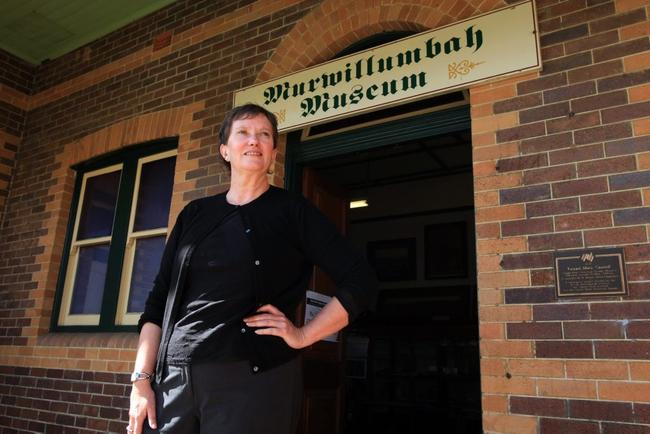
139, 186, 377, 376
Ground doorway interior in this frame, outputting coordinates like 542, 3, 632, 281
290, 106, 482, 434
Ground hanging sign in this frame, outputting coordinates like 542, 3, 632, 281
234, 0, 540, 132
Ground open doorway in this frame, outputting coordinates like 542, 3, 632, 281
295, 123, 482, 434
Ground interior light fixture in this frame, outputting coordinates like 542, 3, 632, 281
350, 199, 369, 209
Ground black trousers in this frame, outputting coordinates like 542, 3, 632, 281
144, 357, 302, 434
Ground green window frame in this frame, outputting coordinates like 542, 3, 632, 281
51, 139, 178, 332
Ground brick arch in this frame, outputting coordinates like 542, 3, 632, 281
26, 103, 204, 342
256, 0, 509, 189
257, 0, 508, 82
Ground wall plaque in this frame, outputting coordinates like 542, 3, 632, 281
555, 248, 627, 297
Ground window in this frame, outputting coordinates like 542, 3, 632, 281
53, 140, 177, 331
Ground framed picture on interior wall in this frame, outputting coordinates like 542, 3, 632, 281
367, 238, 417, 282
425, 221, 468, 279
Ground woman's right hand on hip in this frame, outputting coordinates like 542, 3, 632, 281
129, 381, 157, 433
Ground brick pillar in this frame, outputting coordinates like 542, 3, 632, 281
472, 0, 650, 431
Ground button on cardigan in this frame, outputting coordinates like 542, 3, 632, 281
139, 186, 378, 374
166, 207, 255, 364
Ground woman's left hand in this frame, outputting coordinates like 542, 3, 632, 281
244, 304, 308, 349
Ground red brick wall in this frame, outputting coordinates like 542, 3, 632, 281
0, 101, 24, 139
0, 0, 649, 432
0, 1, 321, 432
31, 0, 258, 93
0, 49, 30, 261
0, 365, 130, 433
472, 0, 650, 432
0, 50, 34, 95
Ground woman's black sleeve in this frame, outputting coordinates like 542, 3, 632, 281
294, 196, 378, 321
137, 205, 188, 332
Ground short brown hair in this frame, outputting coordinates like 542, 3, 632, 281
218, 104, 279, 169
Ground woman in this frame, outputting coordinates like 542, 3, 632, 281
128, 103, 377, 433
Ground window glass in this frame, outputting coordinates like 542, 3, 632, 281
134, 156, 176, 231
127, 235, 166, 313
77, 170, 121, 240
69, 244, 110, 314
56, 144, 177, 329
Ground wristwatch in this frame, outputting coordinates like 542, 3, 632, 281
130, 371, 153, 382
